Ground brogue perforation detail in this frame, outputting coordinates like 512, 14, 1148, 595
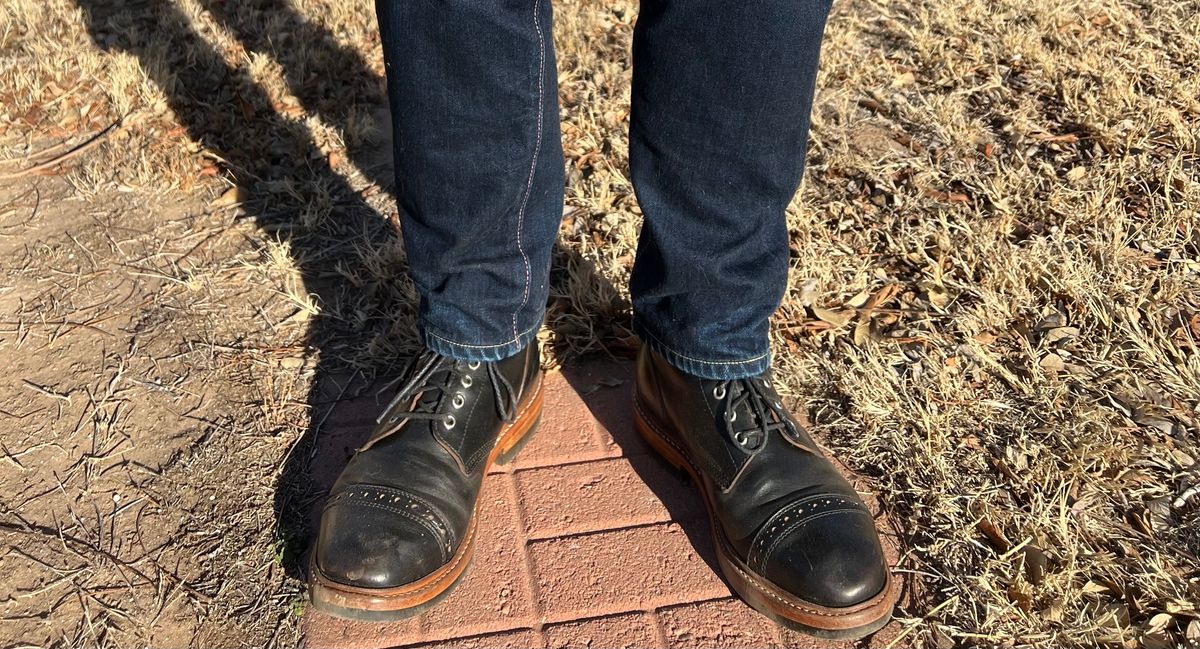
326, 485, 455, 560
747, 494, 868, 572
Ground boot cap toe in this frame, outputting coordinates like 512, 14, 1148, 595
753, 502, 888, 608
315, 497, 449, 589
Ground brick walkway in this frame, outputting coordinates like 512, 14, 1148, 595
303, 359, 905, 648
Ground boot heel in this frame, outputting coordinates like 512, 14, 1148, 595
632, 401, 691, 475
495, 412, 540, 465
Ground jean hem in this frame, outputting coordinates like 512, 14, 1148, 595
422, 322, 540, 362
632, 318, 771, 380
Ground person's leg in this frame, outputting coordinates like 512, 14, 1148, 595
628, 0, 827, 380
628, 1, 899, 638
380, 0, 563, 361
310, 0, 560, 619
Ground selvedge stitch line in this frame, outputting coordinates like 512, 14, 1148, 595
510, 0, 546, 341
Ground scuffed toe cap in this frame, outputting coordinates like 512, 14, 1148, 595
757, 508, 888, 609
315, 499, 448, 589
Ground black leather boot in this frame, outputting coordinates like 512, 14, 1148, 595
633, 347, 897, 639
309, 344, 542, 620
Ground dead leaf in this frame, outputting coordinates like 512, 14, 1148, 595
1023, 545, 1048, 586
208, 185, 246, 210
847, 289, 872, 308
1040, 353, 1065, 372
922, 187, 970, 204
861, 283, 902, 316
812, 306, 853, 328
853, 320, 873, 346
977, 517, 1010, 552
1007, 583, 1033, 614
1044, 327, 1081, 345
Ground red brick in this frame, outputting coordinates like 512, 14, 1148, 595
506, 370, 612, 470
303, 614, 420, 649
559, 361, 641, 459
401, 627, 544, 649
528, 523, 729, 622
514, 457, 701, 540
418, 473, 536, 640
544, 612, 662, 649
657, 598, 781, 648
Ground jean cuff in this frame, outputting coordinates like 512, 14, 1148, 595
421, 322, 539, 362
632, 318, 771, 380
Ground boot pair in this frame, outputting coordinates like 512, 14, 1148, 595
308, 343, 897, 639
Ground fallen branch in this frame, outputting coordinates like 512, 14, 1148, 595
0, 120, 125, 180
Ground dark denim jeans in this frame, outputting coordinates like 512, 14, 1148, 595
377, 0, 832, 379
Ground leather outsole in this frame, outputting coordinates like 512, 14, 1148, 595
308, 373, 545, 622
632, 397, 899, 640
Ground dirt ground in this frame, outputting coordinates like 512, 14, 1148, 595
1, 0, 1198, 647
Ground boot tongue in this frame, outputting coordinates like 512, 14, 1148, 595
413, 364, 455, 412
725, 380, 767, 452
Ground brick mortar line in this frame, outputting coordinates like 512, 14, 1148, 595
492, 451, 625, 476
524, 518, 704, 545
511, 451, 652, 473
504, 471, 546, 629
501, 446, 632, 473
523, 512, 708, 543
647, 610, 671, 649
537, 593, 738, 627
389, 624, 542, 649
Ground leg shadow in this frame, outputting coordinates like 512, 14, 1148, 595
73, 0, 645, 589
74, 0, 409, 582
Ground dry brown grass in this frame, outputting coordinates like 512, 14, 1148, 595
1, 0, 1197, 646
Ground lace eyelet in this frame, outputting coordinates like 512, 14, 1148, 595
461, 375, 473, 388
726, 411, 737, 422
388, 416, 398, 424
467, 361, 481, 370
443, 415, 456, 430
734, 432, 746, 444
712, 385, 726, 399
452, 393, 465, 408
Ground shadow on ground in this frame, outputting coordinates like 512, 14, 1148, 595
71, 0, 629, 584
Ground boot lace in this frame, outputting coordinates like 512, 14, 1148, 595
713, 377, 819, 454
358, 349, 518, 451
